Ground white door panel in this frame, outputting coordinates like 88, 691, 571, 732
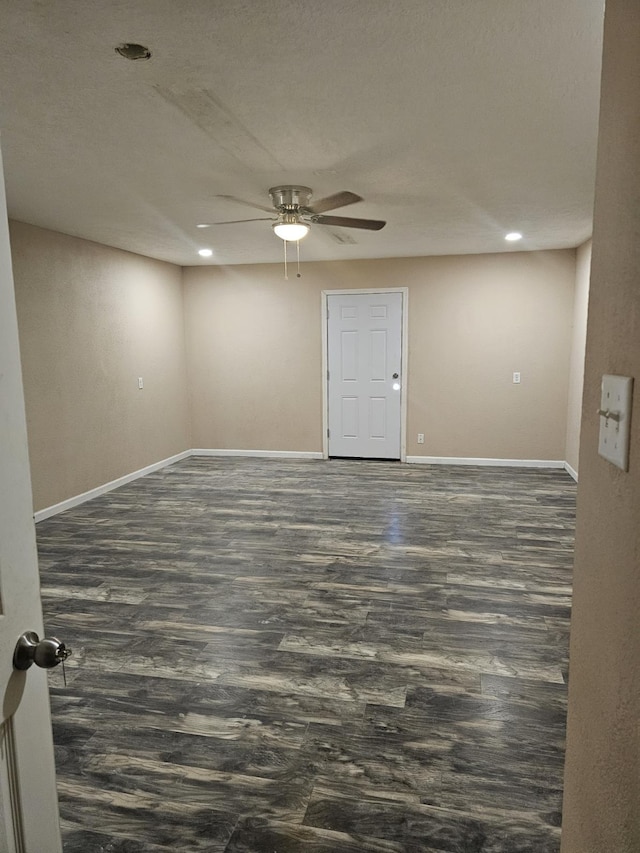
369, 397, 387, 439
327, 291, 403, 459
370, 330, 387, 380
0, 141, 62, 851
341, 331, 358, 379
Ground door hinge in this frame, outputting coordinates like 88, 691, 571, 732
327, 369, 330, 380
327, 428, 330, 438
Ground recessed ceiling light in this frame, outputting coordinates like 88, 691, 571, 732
196, 223, 211, 229
198, 249, 213, 257
505, 232, 523, 242
115, 43, 152, 61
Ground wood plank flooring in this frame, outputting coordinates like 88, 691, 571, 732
36, 457, 576, 852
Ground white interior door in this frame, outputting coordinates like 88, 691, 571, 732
327, 291, 403, 459
0, 141, 62, 852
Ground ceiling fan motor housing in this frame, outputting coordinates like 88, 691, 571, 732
268, 186, 313, 211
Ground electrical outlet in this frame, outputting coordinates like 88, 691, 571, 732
417, 433, 425, 444
513, 372, 521, 384
138, 377, 144, 389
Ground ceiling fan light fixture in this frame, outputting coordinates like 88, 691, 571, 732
273, 216, 310, 242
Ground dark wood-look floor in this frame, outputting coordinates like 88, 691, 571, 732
37, 457, 576, 852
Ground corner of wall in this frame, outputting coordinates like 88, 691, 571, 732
179, 263, 195, 449
564, 239, 593, 477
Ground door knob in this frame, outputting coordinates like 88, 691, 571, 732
13, 631, 72, 671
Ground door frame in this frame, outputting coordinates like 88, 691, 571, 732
321, 287, 409, 461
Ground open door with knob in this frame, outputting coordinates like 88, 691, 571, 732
0, 140, 62, 851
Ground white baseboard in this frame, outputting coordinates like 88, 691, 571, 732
191, 448, 324, 460
35, 449, 574, 523
35, 448, 323, 522
406, 455, 566, 469
564, 461, 578, 481
34, 450, 191, 523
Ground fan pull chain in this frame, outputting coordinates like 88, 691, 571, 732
296, 239, 301, 278
283, 238, 288, 280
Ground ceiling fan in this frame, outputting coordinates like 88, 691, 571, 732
209, 186, 386, 241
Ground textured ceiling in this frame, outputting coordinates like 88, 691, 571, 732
0, 0, 604, 266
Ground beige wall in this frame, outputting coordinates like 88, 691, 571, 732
183, 250, 575, 460
561, 3, 640, 852
11, 224, 577, 513
184, 262, 324, 452
10, 221, 190, 512
564, 240, 592, 476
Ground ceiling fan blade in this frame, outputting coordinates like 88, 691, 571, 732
311, 214, 386, 231
216, 194, 274, 214
306, 191, 362, 214
213, 217, 275, 225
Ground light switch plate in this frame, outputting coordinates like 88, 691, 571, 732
598, 374, 633, 471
